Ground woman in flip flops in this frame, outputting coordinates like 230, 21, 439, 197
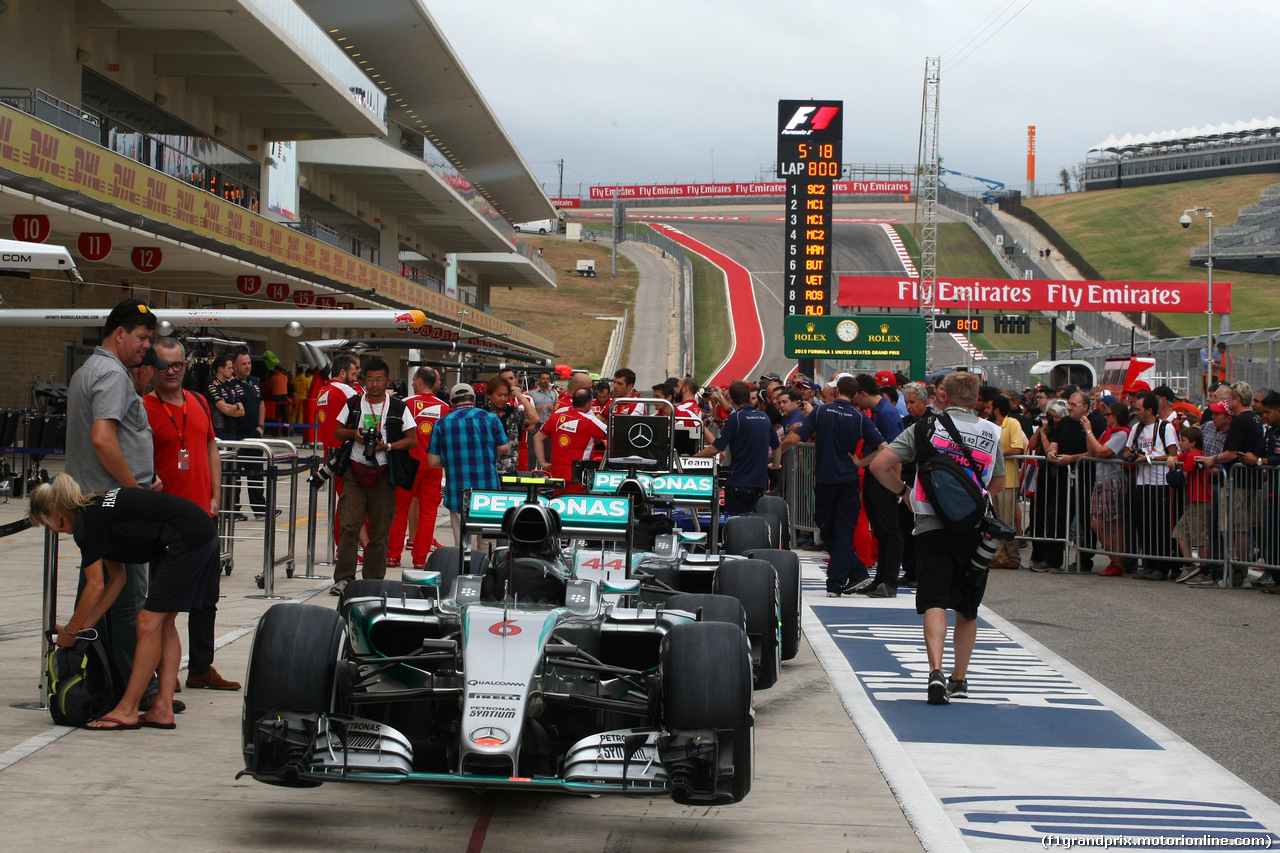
29, 475, 221, 730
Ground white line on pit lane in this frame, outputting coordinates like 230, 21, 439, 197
0, 579, 335, 772
800, 555, 1280, 850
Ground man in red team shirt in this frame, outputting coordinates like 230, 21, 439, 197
387, 366, 451, 568
142, 337, 239, 690
533, 388, 608, 494
316, 353, 361, 452
316, 353, 361, 548
611, 367, 647, 416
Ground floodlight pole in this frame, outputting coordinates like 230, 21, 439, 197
1182, 206, 1214, 391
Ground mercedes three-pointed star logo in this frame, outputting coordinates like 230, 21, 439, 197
628, 423, 654, 448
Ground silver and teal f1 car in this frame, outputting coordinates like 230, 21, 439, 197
239, 480, 754, 805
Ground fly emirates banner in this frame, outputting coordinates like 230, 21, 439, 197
838, 276, 1230, 314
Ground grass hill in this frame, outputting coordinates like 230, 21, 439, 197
1025, 173, 1280, 336
488, 235, 637, 371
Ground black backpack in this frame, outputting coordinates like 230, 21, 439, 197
913, 411, 988, 533
46, 630, 115, 727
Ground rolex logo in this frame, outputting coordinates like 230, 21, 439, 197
806, 323, 815, 333
880, 323, 890, 334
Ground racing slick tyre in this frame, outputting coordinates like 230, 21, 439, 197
242, 603, 347, 786
665, 593, 745, 631
714, 559, 781, 690
752, 495, 791, 549
661, 621, 753, 804
337, 579, 419, 618
748, 511, 782, 550
722, 515, 772, 556
745, 549, 802, 661
426, 546, 466, 591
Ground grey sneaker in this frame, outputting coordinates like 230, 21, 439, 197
946, 676, 968, 700
1028, 561, 1049, 573
927, 669, 949, 705
1175, 566, 1202, 584
329, 579, 348, 596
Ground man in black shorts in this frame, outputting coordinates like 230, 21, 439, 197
870, 371, 1005, 705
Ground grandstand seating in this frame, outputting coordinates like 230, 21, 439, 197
1191, 184, 1280, 274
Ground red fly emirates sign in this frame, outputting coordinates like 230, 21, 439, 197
838, 276, 1231, 314
588, 181, 911, 201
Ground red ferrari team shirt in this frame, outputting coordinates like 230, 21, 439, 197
402, 392, 452, 462
315, 380, 358, 449
540, 408, 608, 483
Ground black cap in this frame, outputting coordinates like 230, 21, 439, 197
103, 298, 157, 336
1152, 384, 1178, 402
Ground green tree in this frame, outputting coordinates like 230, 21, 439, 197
1058, 167, 1072, 193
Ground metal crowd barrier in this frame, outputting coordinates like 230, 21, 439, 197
781, 442, 819, 542
778, 444, 1280, 589
302, 455, 339, 580
215, 438, 305, 599
1007, 453, 1279, 587
9, 522, 54, 712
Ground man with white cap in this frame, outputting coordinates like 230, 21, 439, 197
428, 382, 510, 550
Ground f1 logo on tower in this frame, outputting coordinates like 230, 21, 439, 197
781, 105, 841, 135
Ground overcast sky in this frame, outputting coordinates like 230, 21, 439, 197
426, 0, 1279, 197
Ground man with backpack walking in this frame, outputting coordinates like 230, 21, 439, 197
870, 372, 1005, 706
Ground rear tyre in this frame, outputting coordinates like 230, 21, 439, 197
665, 593, 745, 631
722, 515, 772, 556
748, 511, 782, 549
714, 559, 781, 690
662, 621, 753, 804
752, 495, 791, 549
426, 546, 465, 592
745, 549, 801, 661
242, 603, 347, 784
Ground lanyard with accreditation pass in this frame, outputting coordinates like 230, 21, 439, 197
160, 392, 190, 470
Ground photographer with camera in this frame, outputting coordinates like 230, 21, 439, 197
329, 358, 417, 596
871, 371, 1005, 706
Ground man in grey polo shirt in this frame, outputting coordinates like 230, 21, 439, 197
65, 299, 159, 698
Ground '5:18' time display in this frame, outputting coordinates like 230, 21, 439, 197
778, 100, 843, 317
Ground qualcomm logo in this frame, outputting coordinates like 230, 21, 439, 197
944, 795, 1279, 846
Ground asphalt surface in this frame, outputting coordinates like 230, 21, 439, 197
982, 559, 1280, 804
632, 203, 970, 378
0, 461, 924, 853
617, 240, 673, 383
628, 204, 1280, 805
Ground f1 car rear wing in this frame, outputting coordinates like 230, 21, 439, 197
589, 456, 722, 553
463, 488, 634, 541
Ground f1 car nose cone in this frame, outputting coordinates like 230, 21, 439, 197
470, 726, 510, 746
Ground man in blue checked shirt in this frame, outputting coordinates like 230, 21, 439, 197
428, 382, 510, 551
